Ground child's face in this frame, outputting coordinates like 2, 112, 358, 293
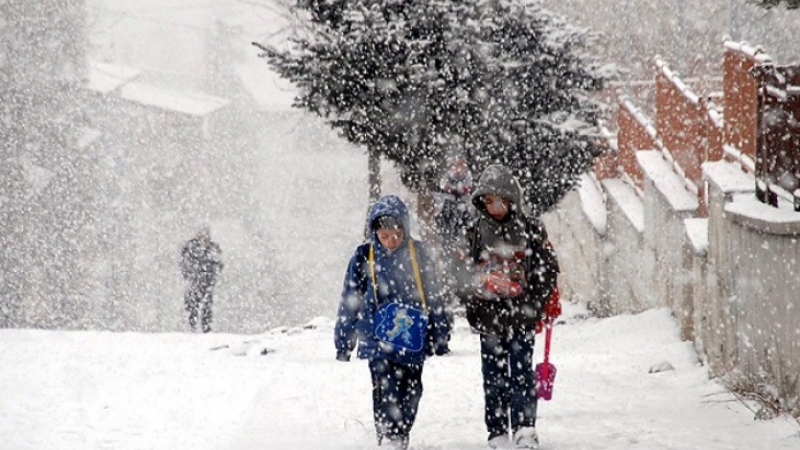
376, 227, 404, 251
482, 194, 511, 221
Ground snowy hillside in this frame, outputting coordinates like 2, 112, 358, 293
1, 304, 798, 450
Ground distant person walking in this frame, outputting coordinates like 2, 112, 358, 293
434, 154, 475, 318
180, 227, 224, 333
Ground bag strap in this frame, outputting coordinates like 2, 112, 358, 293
368, 241, 427, 311
368, 244, 379, 303
407, 240, 427, 310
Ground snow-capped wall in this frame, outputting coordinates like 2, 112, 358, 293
544, 176, 605, 314
549, 152, 800, 418
602, 178, 654, 314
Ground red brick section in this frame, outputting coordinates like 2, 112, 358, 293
655, 68, 706, 190
723, 48, 759, 169
616, 100, 651, 190
593, 42, 773, 212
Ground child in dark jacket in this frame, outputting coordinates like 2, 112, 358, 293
335, 195, 451, 450
461, 165, 561, 450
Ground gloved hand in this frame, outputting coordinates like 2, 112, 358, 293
544, 286, 561, 320
536, 286, 561, 334
484, 271, 523, 297
336, 352, 351, 362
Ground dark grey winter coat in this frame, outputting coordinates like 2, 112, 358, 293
461, 165, 559, 336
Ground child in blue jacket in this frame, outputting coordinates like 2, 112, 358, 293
335, 195, 451, 450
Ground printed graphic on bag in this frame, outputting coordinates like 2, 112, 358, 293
374, 303, 428, 353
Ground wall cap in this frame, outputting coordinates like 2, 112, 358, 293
684, 218, 708, 257
725, 195, 800, 236
703, 160, 754, 196
578, 174, 608, 236
602, 179, 644, 234
723, 41, 773, 64
637, 150, 699, 213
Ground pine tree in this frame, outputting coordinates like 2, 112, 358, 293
262, 0, 606, 214
750, 0, 800, 9
469, 0, 606, 214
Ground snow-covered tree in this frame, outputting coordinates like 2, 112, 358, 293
467, 0, 607, 214
750, 0, 800, 9
262, 0, 606, 214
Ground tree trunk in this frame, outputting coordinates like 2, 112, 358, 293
363, 149, 382, 239
416, 188, 437, 244
368, 149, 381, 203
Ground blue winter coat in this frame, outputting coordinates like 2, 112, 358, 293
335, 195, 450, 365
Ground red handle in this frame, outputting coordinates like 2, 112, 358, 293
543, 321, 553, 365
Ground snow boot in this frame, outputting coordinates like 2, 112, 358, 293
381, 435, 409, 450
488, 432, 514, 449
513, 427, 539, 449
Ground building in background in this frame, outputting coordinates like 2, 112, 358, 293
0, 0, 94, 328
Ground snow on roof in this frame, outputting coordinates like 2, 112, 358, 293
684, 218, 708, 256
234, 61, 297, 112
637, 150, 699, 213
723, 41, 773, 64
87, 61, 142, 94
602, 178, 644, 234
725, 194, 800, 236
119, 82, 229, 116
702, 160, 754, 196
577, 173, 607, 235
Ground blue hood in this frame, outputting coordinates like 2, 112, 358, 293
366, 195, 411, 244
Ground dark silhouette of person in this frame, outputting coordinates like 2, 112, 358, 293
434, 155, 475, 318
180, 227, 223, 333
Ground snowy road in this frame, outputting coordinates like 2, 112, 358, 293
1, 304, 798, 450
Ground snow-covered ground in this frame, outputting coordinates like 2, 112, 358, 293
2, 304, 798, 450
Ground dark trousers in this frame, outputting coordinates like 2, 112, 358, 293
369, 358, 424, 446
480, 327, 537, 437
185, 286, 213, 333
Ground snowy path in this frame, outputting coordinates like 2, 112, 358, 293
1, 304, 798, 450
